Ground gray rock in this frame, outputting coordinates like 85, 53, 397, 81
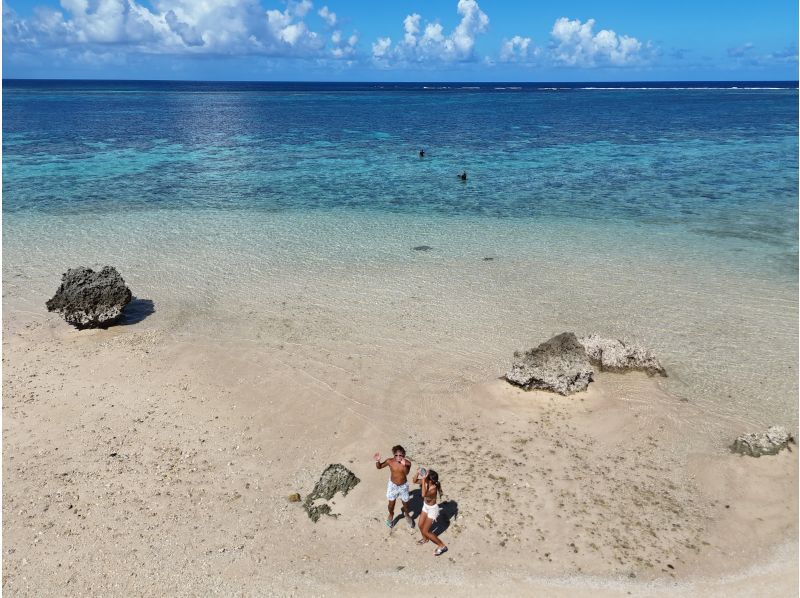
303, 464, 360, 522
505, 332, 594, 395
731, 426, 795, 457
46, 266, 132, 329
412, 245, 433, 252
578, 334, 667, 377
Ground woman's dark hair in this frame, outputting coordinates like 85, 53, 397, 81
427, 469, 442, 499
392, 445, 405, 455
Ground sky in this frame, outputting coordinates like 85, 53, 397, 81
3, 0, 798, 81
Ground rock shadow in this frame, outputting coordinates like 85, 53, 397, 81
120, 298, 155, 325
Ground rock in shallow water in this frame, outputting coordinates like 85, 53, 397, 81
46, 266, 132, 329
303, 464, 360, 522
578, 334, 667, 376
505, 332, 594, 396
731, 426, 795, 457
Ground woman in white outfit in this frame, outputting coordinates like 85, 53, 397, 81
412, 468, 448, 556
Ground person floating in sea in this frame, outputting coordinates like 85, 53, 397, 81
419, 149, 425, 157
459, 170, 467, 181
374, 445, 414, 529
412, 467, 448, 556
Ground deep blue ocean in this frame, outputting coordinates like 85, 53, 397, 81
3, 80, 798, 256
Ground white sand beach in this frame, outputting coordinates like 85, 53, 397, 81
3, 221, 797, 596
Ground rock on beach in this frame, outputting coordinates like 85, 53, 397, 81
302, 464, 360, 522
505, 332, 594, 395
732, 426, 795, 457
46, 266, 132, 329
579, 334, 667, 376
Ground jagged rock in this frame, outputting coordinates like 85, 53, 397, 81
303, 464, 360, 522
505, 332, 594, 395
732, 426, 794, 457
579, 334, 667, 377
46, 266, 132, 329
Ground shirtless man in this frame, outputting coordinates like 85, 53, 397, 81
374, 445, 414, 529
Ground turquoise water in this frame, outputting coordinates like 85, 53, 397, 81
3, 81, 798, 431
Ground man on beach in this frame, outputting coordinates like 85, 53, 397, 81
374, 445, 414, 529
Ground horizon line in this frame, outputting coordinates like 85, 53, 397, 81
3, 77, 799, 84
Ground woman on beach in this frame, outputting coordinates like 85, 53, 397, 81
412, 468, 448, 556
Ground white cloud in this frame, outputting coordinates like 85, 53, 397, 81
330, 27, 357, 58
500, 35, 534, 63
266, 1, 323, 49
318, 5, 336, 27
372, 0, 489, 65
372, 36, 391, 58
451, 0, 488, 57
3, 0, 349, 59
403, 13, 420, 46
550, 17, 646, 66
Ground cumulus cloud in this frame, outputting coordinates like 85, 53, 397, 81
550, 17, 647, 66
317, 5, 336, 27
500, 35, 536, 63
372, 36, 391, 58
372, 0, 489, 65
3, 0, 359, 61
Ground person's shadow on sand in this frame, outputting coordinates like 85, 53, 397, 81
120, 298, 155, 325
431, 500, 458, 536
407, 489, 424, 521
406, 490, 458, 536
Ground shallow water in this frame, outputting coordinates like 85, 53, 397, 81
3, 81, 798, 432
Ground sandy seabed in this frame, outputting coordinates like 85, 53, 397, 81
2, 300, 797, 597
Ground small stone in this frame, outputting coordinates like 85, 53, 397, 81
288, 493, 301, 503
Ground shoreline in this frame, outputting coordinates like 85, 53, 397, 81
3, 306, 796, 596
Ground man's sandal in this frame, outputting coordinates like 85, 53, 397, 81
434, 546, 448, 556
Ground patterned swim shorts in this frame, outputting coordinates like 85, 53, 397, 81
386, 481, 410, 502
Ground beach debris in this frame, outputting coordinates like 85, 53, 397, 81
46, 266, 132, 329
505, 332, 594, 395
731, 426, 794, 457
578, 334, 667, 377
302, 464, 360, 522
288, 493, 301, 503
412, 245, 434, 252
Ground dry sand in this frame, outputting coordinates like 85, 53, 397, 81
2, 310, 797, 597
